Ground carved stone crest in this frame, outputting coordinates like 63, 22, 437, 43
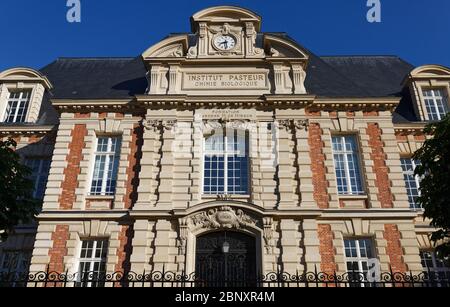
189, 206, 257, 230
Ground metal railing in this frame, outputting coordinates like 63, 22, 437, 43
1, 267, 449, 288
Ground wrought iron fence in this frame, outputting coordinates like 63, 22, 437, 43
1, 268, 449, 288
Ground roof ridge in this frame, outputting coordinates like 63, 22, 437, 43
320, 55, 401, 58
56, 57, 137, 60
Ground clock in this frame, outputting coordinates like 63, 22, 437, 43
213, 35, 236, 51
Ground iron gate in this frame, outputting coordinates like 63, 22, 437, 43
195, 231, 257, 287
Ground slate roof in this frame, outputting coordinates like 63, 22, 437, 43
38, 37, 420, 123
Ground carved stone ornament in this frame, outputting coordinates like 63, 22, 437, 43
189, 206, 258, 231
143, 119, 177, 132
293, 119, 310, 131
263, 217, 274, 254
277, 119, 309, 131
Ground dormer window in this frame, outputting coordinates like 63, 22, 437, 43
0, 67, 53, 125
422, 88, 448, 121
3, 90, 31, 123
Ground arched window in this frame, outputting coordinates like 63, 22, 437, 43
203, 128, 249, 195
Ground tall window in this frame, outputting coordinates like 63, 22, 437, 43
423, 89, 448, 121
3, 90, 31, 123
420, 251, 450, 281
400, 158, 421, 210
25, 158, 51, 200
344, 238, 376, 286
332, 135, 364, 195
76, 240, 108, 287
90, 137, 121, 196
203, 129, 249, 195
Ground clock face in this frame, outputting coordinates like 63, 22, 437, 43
214, 35, 236, 51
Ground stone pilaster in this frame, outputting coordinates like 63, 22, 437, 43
130, 220, 155, 272
276, 120, 295, 208
293, 119, 315, 208
279, 219, 303, 273
135, 119, 162, 208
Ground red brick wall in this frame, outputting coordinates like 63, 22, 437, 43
48, 225, 70, 273
384, 224, 407, 272
367, 123, 393, 208
318, 224, 336, 274
123, 124, 143, 209
309, 123, 329, 209
59, 124, 87, 210
114, 225, 133, 274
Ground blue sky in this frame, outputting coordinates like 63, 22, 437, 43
0, 0, 449, 71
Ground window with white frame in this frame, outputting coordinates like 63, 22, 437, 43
90, 137, 121, 196
423, 89, 449, 121
332, 135, 364, 195
0, 251, 32, 275
24, 158, 51, 200
76, 239, 108, 287
203, 128, 249, 195
400, 158, 422, 210
344, 238, 377, 286
420, 251, 450, 281
3, 90, 31, 123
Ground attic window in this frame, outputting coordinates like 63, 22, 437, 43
3, 90, 32, 123
422, 88, 449, 121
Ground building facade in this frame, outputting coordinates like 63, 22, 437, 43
1, 6, 450, 283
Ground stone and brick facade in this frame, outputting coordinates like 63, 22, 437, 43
1, 6, 450, 284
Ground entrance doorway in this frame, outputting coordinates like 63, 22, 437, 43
195, 231, 257, 287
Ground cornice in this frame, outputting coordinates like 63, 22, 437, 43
50, 95, 407, 113
135, 94, 316, 108
394, 122, 427, 134
0, 125, 56, 136
51, 99, 136, 112
311, 97, 401, 111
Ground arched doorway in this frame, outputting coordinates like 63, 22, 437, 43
195, 231, 257, 287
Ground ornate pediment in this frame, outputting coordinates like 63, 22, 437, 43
142, 35, 189, 60
141, 6, 309, 95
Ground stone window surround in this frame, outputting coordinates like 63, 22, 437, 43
0, 83, 38, 124
328, 130, 368, 199
85, 130, 124, 204
0, 67, 52, 125
414, 80, 450, 121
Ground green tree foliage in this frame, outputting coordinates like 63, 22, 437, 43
414, 114, 450, 258
0, 138, 39, 241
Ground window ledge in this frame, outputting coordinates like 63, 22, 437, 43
338, 195, 368, 200
85, 195, 115, 201
202, 194, 251, 200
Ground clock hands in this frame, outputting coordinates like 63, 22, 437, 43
220, 39, 229, 49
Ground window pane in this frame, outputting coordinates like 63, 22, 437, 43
332, 136, 363, 195
203, 129, 249, 195
3, 91, 31, 123
90, 137, 121, 196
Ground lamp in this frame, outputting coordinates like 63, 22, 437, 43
222, 232, 230, 254
222, 241, 230, 254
